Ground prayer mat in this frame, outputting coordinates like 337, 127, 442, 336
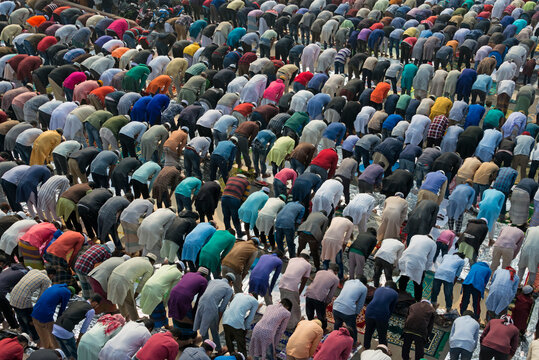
405, 270, 435, 300
241, 313, 293, 360
325, 303, 450, 358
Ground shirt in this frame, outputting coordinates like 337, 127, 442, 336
74, 244, 112, 275
492, 167, 518, 194
52, 307, 95, 338
450, 315, 479, 352
333, 279, 367, 315
222, 293, 259, 330
427, 115, 448, 139
278, 257, 311, 292
304, 270, 339, 303
10, 269, 51, 309
434, 254, 465, 282
31, 284, 71, 323
136, 332, 179, 360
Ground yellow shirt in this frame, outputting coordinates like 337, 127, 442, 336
286, 320, 324, 359
183, 43, 200, 57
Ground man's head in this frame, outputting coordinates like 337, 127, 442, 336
146, 252, 157, 264
280, 298, 293, 311
299, 248, 310, 260
225, 272, 236, 285
90, 294, 102, 309
201, 340, 216, 355
16, 334, 30, 348
138, 317, 155, 332
385, 281, 398, 291
45, 265, 56, 280
330, 263, 340, 274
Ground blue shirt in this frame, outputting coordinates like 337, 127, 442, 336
434, 254, 465, 282
420, 171, 447, 193
250, 254, 282, 292
472, 74, 492, 93
462, 261, 491, 296
463, 104, 486, 129
399, 144, 422, 161
307, 93, 331, 119
342, 135, 359, 152
492, 167, 518, 194
212, 140, 236, 163
307, 73, 328, 91
365, 287, 398, 321
382, 114, 403, 130
274, 201, 305, 229
333, 279, 367, 315
253, 130, 276, 151
213, 115, 238, 134
31, 284, 71, 323
222, 293, 259, 330
322, 122, 346, 144
450, 315, 479, 352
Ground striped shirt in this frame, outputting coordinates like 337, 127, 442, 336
222, 176, 250, 201
9, 269, 51, 309
37, 175, 70, 210
335, 48, 352, 64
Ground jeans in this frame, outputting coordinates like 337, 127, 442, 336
433, 242, 449, 262
175, 193, 192, 212
273, 178, 287, 198
354, 146, 371, 168
530, 160, 539, 179
450, 347, 473, 360
399, 158, 416, 172
363, 317, 389, 349
373, 258, 393, 287
14, 143, 31, 164
414, 162, 429, 187
0, 295, 18, 328
1, 179, 22, 212
472, 183, 489, 206
183, 148, 202, 179
64, 87, 74, 101
334, 61, 345, 74
431, 278, 454, 309
323, 250, 343, 279
290, 158, 305, 175
55, 336, 78, 359
274, 227, 296, 258
388, 37, 400, 58
85, 122, 102, 150
221, 196, 243, 237
91, 173, 109, 188
210, 154, 230, 183
305, 297, 327, 330
14, 307, 38, 341
252, 145, 268, 177
260, 44, 271, 58
333, 309, 357, 344
460, 283, 481, 319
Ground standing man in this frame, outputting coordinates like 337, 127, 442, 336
221, 174, 250, 237
402, 300, 436, 360
31, 283, 71, 349
304, 264, 339, 332
332, 278, 367, 347
363, 282, 399, 351
222, 292, 259, 356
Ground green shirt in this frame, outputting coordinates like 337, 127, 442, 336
198, 230, 236, 272
185, 63, 208, 76
174, 176, 202, 197
483, 109, 504, 128
126, 65, 150, 80
102, 116, 130, 137
284, 111, 309, 135
86, 110, 113, 130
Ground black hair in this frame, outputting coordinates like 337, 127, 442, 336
201, 342, 214, 352
90, 294, 102, 304
367, 227, 377, 236
281, 298, 293, 310
385, 281, 398, 291
169, 327, 183, 338
125, 192, 135, 202
16, 335, 29, 344
137, 317, 155, 331
45, 265, 56, 276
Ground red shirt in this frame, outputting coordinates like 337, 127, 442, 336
17, 56, 42, 81
369, 23, 384, 31
136, 332, 179, 360
46, 230, 84, 263
238, 52, 257, 65
403, 37, 417, 47
310, 148, 338, 178
293, 71, 314, 86
232, 102, 255, 117
37, 36, 57, 52
0, 338, 24, 360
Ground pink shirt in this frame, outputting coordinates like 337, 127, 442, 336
20, 222, 57, 253
436, 230, 456, 247
262, 79, 285, 102
73, 80, 99, 103
274, 168, 297, 186
63, 72, 87, 90
278, 257, 311, 292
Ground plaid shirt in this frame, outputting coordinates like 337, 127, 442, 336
427, 115, 449, 139
74, 245, 112, 275
492, 167, 518, 194
9, 269, 51, 309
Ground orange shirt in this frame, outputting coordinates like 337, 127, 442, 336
371, 82, 391, 104
146, 75, 172, 95
46, 230, 84, 263
89, 86, 115, 103
111, 47, 131, 59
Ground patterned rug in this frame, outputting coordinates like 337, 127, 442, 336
405, 270, 435, 300
325, 304, 449, 359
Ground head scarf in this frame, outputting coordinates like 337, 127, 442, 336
97, 314, 126, 335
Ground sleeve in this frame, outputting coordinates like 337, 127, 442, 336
58, 291, 70, 316
136, 266, 154, 293
356, 288, 367, 313
218, 288, 233, 314
80, 308, 96, 334
244, 299, 258, 328
269, 262, 282, 291
510, 330, 520, 355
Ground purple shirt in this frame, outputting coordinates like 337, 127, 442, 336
250, 254, 282, 292
358, 164, 384, 185
167, 272, 208, 320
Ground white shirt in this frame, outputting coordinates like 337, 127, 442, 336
15, 128, 42, 146
99, 321, 152, 360
374, 238, 405, 265
196, 109, 222, 128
